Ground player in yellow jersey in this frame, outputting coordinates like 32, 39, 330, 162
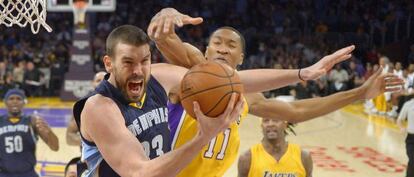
238, 118, 312, 177
148, 8, 404, 177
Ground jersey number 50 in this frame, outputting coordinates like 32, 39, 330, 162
5, 135, 23, 153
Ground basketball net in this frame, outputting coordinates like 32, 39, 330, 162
0, 0, 52, 34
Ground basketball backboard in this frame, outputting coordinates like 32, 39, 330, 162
47, 0, 116, 12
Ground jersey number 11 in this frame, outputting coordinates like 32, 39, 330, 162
204, 128, 231, 160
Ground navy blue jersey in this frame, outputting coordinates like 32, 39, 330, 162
74, 74, 170, 177
0, 114, 38, 177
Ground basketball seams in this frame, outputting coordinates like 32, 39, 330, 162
205, 91, 241, 117
181, 83, 243, 100
215, 61, 236, 103
183, 70, 235, 78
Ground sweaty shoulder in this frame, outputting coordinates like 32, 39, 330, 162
81, 94, 125, 141
85, 94, 117, 110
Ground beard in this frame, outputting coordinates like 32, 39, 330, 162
113, 70, 148, 103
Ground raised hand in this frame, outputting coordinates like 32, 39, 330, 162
300, 45, 355, 80
194, 93, 244, 143
361, 67, 404, 99
32, 116, 52, 136
147, 8, 203, 41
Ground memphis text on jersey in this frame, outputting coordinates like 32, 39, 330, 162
127, 107, 168, 136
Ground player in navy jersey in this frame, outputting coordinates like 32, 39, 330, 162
0, 89, 59, 177
73, 25, 245, 177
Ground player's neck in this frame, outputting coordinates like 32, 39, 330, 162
107, 75, 117, 88
262, 137, 287, 155
8, 111, 22, 118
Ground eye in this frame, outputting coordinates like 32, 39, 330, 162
213, 40, 221, 45
123, 61, 133, 65
142, 59, 150, 64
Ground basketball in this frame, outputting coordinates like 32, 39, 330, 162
180, 61, 244, 119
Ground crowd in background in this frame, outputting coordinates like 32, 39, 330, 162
0, 0, 414, 118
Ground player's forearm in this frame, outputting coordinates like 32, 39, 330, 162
137, 135, 209, 177
289, 87, 365, 122
155, 34, 194, 68
66, 132, 81, 146
239, 69, 300, 93
45, 131, 59, 151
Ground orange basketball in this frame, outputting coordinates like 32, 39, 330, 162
180, 61, 244, 119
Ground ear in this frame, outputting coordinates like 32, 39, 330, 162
204, 46, 209, 56
238, 53, 244, 65
103, 55, 113, 73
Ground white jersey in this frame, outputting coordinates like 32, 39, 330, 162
398, 99, 414, 133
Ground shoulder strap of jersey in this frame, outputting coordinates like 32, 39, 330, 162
147, 75, 168, 106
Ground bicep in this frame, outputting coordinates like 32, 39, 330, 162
238, 150, 251, 177
151, 63, 189, 94
82, 98, 148, 176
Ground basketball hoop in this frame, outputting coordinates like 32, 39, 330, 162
0, 0, 52, 34
72, 0, 88, 27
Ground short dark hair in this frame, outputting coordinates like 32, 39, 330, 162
64, 157, 80, 175
106, 25, 151, 57
209, 26, 246, 54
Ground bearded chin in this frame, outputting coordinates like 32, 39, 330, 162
114, 76, 146, 103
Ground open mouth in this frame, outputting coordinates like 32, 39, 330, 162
127, 80, 143, 96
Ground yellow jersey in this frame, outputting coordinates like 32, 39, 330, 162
248, 143, 306, 177
168, 100, 249, 177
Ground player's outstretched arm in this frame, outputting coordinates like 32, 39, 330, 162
81, 93, 243, 177
237, 150, 252, 177
31, 116, 59, 151
238, 45, 355, 93
148, 8, 205, 68
247, 68, 403, 123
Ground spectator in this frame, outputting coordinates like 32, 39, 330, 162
23, 61, 43, 96
329, 64, 349, 93
347, 61, 365, 89
291, 81, 318, 99
394, 62, 403, 78
0, 61, 6, 85
13, 60, 25, 87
